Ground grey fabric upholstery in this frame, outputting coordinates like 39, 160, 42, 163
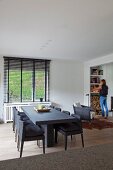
18, 118, 45, 157
73, 105, 91, 121
20, 119, 33, 125
13, 107, 45, 158
50, 105, 55, 108
12, 107, 17, 131
25, 124, 44, 137
59, 123, 82, 132
18, 111, 26, 115
62, 111, 70, 115
55, 107, 61, 112
55, 112, 84, 150
18, 111, 29, 120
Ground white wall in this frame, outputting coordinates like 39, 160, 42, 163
102, 63, 113, 109
0, 57, 84, 120
50, 60, 84, 113
1, 53, 113, 119
84, 53, 113, 109
0, 57, 4, 120
85, 53, 113, 67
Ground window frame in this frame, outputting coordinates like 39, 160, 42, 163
4, 57, 50, 103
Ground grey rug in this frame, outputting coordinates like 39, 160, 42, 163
0, 143, 113, 170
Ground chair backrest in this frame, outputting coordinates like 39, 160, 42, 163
73, 105, 91, 120
13, 107, 19, 129
13, 107, 25, 134
55, 107, 61, 112
62, 110, 70, 115
12, 107, 17, 130
13, 107, 17, 122
18, 119, 24, 140
50, 105, 55, 109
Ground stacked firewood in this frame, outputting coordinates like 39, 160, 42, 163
91, 95, 101, 114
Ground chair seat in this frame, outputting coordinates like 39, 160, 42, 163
25, 124, 44, 137
23, 119, 33, 125
58, 123, 81, 132
18, 112, 26, 116
20, 116, 30, 121
18, 112, 30, 121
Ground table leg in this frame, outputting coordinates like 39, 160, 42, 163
42, 125, 54, 147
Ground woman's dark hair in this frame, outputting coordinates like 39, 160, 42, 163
101, 79, 106, 85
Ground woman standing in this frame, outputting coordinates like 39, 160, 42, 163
99, 79, 108, 118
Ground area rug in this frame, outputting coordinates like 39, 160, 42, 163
82, 118, 113, 130
1, 143, 113, 170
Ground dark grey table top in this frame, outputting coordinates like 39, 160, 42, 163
22, 106, 76, 125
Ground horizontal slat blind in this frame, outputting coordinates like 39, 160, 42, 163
4, 57, 50, 103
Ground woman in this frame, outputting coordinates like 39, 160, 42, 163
99, 79, 108, 118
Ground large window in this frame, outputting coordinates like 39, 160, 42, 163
4, 57, 50, 103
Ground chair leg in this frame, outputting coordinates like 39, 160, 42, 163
15, 129, 17, 142
17, 135, 20, 151
65, 135, 67, 151
81, 133, 84, 148
42, 138, 45, 154
55, 129, 58, 144
37, 140, 39, 146
13, 123, 15, 132
20, 141, 24, 158
71, 135, 73, 141
17, 136, 21, 152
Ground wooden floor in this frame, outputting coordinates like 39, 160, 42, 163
0, 122, 113, 161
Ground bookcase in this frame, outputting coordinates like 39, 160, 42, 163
90, 66, 103, 114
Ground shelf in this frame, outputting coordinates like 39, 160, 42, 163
90, 83, 99, 85
90, 92, 99, 95
90, 66, 103, 114
90, 75, 103, 77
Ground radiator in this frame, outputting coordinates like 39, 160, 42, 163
4, 102, 51, 123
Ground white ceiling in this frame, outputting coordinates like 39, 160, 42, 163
0, 0, 113, 61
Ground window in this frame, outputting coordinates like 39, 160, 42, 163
4, 57, 50, 103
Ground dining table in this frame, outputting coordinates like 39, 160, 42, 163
21, 106, 77, 147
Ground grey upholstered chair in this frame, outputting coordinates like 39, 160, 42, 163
62, 110, 70, 115
55, 113, 84, 150
55, 107, 62, 112
13, 107, 29, 142
73, 105, 92, 121
18, 118, 45, 158
13, 107, 45, 158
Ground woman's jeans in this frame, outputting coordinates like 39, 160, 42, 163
100, 96, 108, 117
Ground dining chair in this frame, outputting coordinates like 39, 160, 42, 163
54, 110, 71, 142
55, 114, 84, 150
62, 110, 70, 115
55, 107, 62, 112
13, 107, 45, 157
13, 107, 29, 142
73, 105, 95, 121
18, 118, 45, 158
50, 105, 55, 109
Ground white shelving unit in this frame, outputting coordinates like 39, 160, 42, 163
90, 66, 103, 113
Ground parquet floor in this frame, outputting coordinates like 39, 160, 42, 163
0, 120, 113, 161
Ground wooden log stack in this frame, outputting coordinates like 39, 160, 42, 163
91, 95, 101, 114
